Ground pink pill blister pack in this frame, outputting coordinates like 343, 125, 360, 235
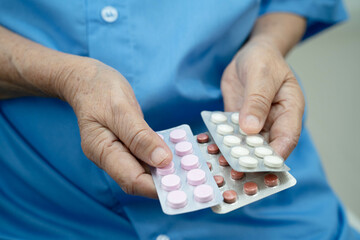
151, 125, 223, 215
201, 111, 290, 172
196, 132, 297, 214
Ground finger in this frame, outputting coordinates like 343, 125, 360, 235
267, 82, 305, 159
105, 142, 158, 198
80, 123, 158, 198
238, 67, 280, 134
221, 62, 245, 112
111, 110, 172, 168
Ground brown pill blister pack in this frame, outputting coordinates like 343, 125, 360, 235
196, 132, 297, 214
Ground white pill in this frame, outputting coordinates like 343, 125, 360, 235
231, 146, 250, 158
230, 113, 247, 135
264, 156, 284, 168
217, 124, 234, 135
246, 135, 264, 147
231, 113, 239, 124
239, 156, 258, 168
223, 135, 241, 147
211, 112, 227, 124
254, 146, 273, 158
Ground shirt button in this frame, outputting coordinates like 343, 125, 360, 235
156, 234, 170, 240
101, 6, 118, 23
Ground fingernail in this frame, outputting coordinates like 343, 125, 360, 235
151, 147, 169, 166
245, 115, 260, 131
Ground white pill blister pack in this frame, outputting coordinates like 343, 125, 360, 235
195, 132, 297, 214
151, 124, 223, 215
201, 111, 290, 172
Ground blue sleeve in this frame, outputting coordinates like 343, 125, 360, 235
259, 0, 348, 40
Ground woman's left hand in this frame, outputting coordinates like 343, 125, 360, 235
221, 37, 305, 159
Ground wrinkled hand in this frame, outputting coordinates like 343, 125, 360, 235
63, 60, 172, 198
221, 39, 305, 159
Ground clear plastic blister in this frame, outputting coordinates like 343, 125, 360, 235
201, 111, 290, 172
151, 125, 223, 215
196, 132, 297, 214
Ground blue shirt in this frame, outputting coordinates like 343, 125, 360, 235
0, 0, 359, 239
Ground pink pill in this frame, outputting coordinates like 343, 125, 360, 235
187, 169, 206, 186
167, 190, 188, 209
169, 129, 187, 143
175, 141, 193, 156
194, 184, 214, 203
156, 161, 175, 176
180, 154, 199, 170
161, 174, 181, 191
157, 133, 164, 140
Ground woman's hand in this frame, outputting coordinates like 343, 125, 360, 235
221, 14, 306, 159
0, 26, 172, 198
63, 60, 173, 198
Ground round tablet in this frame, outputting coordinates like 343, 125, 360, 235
161, 174, 181, 191
230, 169, 245, 180
211, 112, 227, 124
230, 113, 239, 125
157, 133, 164, 140
216, 124, 234, 135
254, 146, 273, 158
156, 161, 175, 176
230, 146, 250, 158
197, 133, 209, 143
180, 154, 199, 170
214, 175, 225, 187
246, 135, 264, 147
218, 155, 229, 166
166, 190, 187, 209
207, 144, 219, 154
264, 173, 279, 187
223, 190, 237, 204
238, 156, 258, 168
169, 129, 187, 143
175, 141, 193, 156
194, 184, 214, 203
243, 182, 258, 195
264, 155, 284, 168
187, 169, 206, 186
206, 162, 212, 171
223, 135, 241, 147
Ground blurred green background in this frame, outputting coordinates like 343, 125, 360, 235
287, 0, 360, 227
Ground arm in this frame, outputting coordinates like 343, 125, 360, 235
0, 25, 172, 198
221, 13, 306, 159
250, 13, 306, 56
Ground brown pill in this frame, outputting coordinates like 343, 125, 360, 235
243, 182, 258, 195
264, 173, 279, 187
230, 169, 245, 180
207, 144, 219, 154
214, 175, 225, 187
197, 133, 209, 143
218, 155, 229, 166
207, 162, 212, 171
223, 190, 237, 204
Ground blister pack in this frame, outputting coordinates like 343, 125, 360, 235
151, 125, 223, 215
196, 132, 297, 214
201, 111, 290, 172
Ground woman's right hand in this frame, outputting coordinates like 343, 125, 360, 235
60, 59, 173, 198
0, 26, 171, 198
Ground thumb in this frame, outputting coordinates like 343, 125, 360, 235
114, 111, 173, 168
239, 75, 278, 134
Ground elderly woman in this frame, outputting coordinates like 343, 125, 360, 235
0, 0, 358, 239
